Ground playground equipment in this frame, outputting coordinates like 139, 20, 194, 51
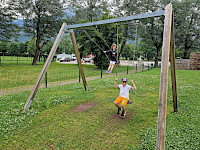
23, 3, 177, 150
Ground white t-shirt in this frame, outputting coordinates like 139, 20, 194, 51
119, 84, 131, 99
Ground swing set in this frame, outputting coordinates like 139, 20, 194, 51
82, 22, 135, 103
23, 3, 177, 150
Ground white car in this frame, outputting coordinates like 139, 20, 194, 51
83, 57, 92, 62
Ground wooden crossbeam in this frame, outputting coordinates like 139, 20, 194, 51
63, 10, 165, 30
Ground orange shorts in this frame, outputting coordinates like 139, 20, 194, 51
114, 96, 129, 106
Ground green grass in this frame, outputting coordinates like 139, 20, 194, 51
1, 68, 198, 149
0, 60, 146, 90
0, 56, 41, 66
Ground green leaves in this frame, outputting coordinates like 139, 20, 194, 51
0, 0, 20, 41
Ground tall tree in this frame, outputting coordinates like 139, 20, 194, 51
0, 0, 20, 41
57, 34, 74, 54
41, 40, 53, 55
75, 13, 123, 67
121, 43, 134, 60
27, 38, 36, 56
114, 0, 142, 62
8, 42, 19, 55
0, 41, 8, 55
137, 40, 156, 61
19, 42, 27, 55
70, 0, 109, 22
18, 0, 66, 65
137, 0, 164, 66
173, 0, 200, 58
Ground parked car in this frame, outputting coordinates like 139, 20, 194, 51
57, 53, 77, 61
83, 57, 92, 62
60, 57, 75, 62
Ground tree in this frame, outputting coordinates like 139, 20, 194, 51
57, 34, 74, 54
0, 42, 8, 55
137, 40, 156, 61
121, 43, 133, 60
41, 41, 53, 55
70, 0, 109, 22
8, 42, 19, 55
27, 38, 36, 56
120, 0, 200, 61
75, 13, 123, 67
173, 0, 200, 58
19, 42, 27, 55
114, 0, 142, 62
136, 0, 165, 66
18, 0, 66, 65
0, 0, 20, 41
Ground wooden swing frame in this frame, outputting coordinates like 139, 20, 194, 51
23, 3, 177, 150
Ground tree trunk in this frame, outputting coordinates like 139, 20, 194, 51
155, 47, 160, 67
183, 37, 191, 59
32, 39, 40, 65
32, 8, 40, 65
32, 26, 40, 65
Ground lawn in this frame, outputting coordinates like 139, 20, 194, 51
0, 61, 138, 91
0, 68, 199, 149
0, 58, 149, 95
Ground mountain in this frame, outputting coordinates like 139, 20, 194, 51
14, 8, 75, 43
13, 19, 24, 27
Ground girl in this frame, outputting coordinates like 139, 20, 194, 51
103, 44, 118, 74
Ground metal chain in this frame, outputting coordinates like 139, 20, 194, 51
83, 29, 110, 61
95, 26, 112, 51
116, 22, 119, 99
130, 24, 138, 100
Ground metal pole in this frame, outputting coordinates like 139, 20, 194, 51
79, 69, 81, 83
17, 55, 18, 65
135, 64, 137, 73
45, 72, 47, 88
101, 65, 103, 78
142, 64, 144, 72
148, 63, 149, 71
127, 64, 129, 74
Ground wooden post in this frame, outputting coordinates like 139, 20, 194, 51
70, 32, 88, 90
170, 11, 178, 112
156, 4, 172, 150
23, 23, 66, 111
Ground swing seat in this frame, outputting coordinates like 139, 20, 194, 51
127, 101, 133, 104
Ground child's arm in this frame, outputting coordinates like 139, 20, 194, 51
130, 80, 136, 90
103, 50, 111, 54
114, 78, 119, 88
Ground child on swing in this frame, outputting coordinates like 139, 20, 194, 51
103, 44, 118, 74
114, 77, 136, 118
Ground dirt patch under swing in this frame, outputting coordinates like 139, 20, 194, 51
73, 102, 97, 112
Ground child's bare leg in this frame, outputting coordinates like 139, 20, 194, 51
114, 102, 120, 108
110, 64, 115, 71
121, 105, 125, 111
107, 63, 112, 71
